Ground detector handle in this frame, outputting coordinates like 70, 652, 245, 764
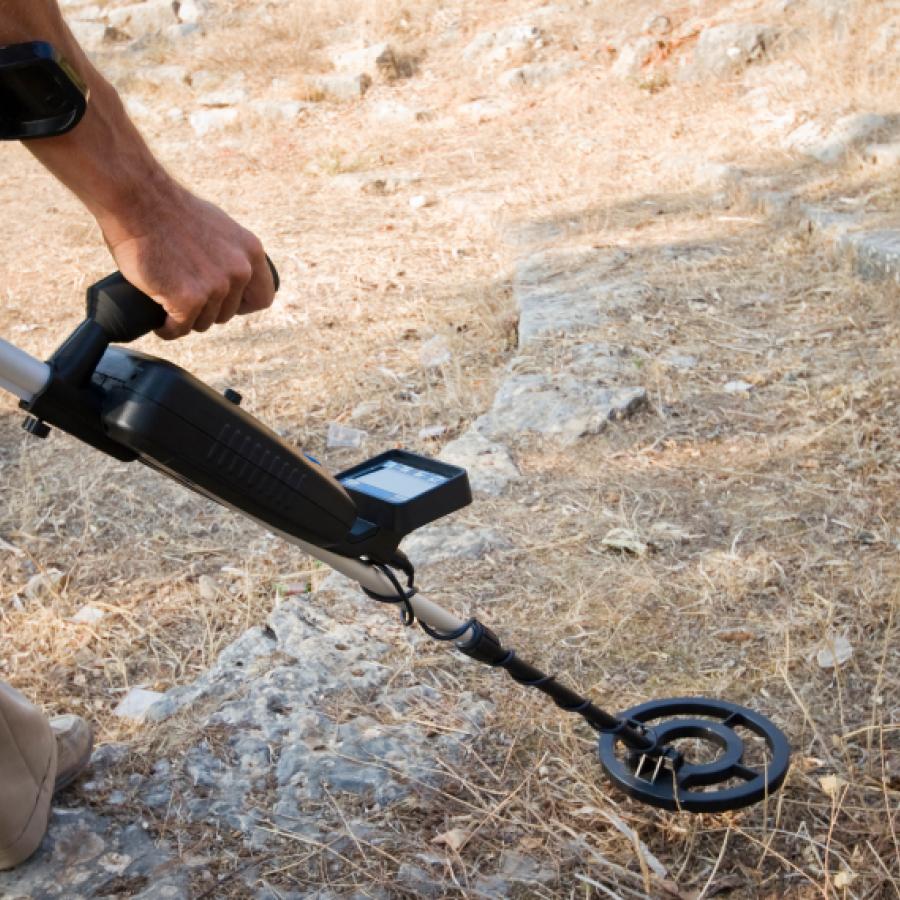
87, 258, 280, 345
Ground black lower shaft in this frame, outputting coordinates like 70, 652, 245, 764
456, 620, 656, 754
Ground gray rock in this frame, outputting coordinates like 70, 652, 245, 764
611, 37, 657, 78
175, 0, 209, 25
499, 850, 556, 882
643, 14, 672, 35
370, 100, 431, 125
402, 521, 510, 565
331, 169, 422, 194
556, 342, 634, 380
687, 24, 778, 78
784, 113, 887, 163
840, 230, 900, 283
397, 863, 444, 897
312, 73, 372, 100
499, 60, 578, 88
255, 100, 314, 122
864, 142, 900, 168
0, 808, 188, 899
188, 106, 239, 135
134, 596, 489, 850
68, 20, 110, 51
477, 374, 646, 444
515, 247, 642, 347
330, 42, 399, 80
107, 0, 178, 34
463, 24, 543, 66
440, 429, 520, 495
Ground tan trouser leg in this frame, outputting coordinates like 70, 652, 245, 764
0, 681, 57, 870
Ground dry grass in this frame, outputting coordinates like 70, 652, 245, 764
1, 0, 899, 896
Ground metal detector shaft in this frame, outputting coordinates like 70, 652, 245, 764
274, 525, 656, 754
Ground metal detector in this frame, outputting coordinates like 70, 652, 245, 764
0, 46, 790, 813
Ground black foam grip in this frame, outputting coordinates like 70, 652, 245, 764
86, 273, 167, 343
86, 256, 281, 344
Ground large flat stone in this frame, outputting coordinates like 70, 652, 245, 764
477, 374, 646, 444
0, 808, 188, 899
132, 596, 491, 852
839, 229, 900, 283
514, 248, 640, 347
439, 429, 519, 495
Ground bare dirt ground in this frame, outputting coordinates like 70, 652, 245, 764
0, 0, 898, 897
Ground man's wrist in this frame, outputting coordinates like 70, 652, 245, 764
27, 76, 182, 243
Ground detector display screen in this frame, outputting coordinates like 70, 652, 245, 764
342, 459, 449, 503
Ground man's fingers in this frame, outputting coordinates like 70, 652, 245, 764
216, 261, 253, 325
238, 243, 276, 315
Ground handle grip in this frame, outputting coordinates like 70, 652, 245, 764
86, 256, 281, 343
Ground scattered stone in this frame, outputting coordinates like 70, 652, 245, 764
457, 98, 514, 122
409, 194, 432, 210
71, 604, 105, 625
873, 18, 899, 55
198, 574, 219, 601
611, 37, 657, 78
255, 99, 313, 122
463, 24, 543, 67
499, 850, 556, 883
114, 687, 166, 721
403, 521, 510, 565
601, 527, 649, 556
188, 106, 238, 135
724, 379, 754, 393
326, 422, 367, 449
370, 100, 431, 125
864, 142, 900, 168
330, 42, 400, 80
418, 425, 447, 440
440, 429, 520, 495
817, 634, 853, 669
24, 569, 65, 600
107, 0, 178, 35
332, 170, 423, 195
783, 113, 887, 163
643, 14, 672, 35
138, 64, 189, 86
686, 23, 778, 78
0, 808, 188, 899
67, 20, 109, 51
397, 863, 444, 898
839, 230, 900, 284
659, 350, 698, 370
197, 86, 247, 106
419, 334, 451, 368
477, 374, 646, 444
175, 0, 209, 25
499, 60, 578, 88
312, 73, 372, 100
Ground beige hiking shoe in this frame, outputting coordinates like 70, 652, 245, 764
50, 715, 93, 794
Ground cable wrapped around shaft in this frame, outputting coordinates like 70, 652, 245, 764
457, 620, 656, 753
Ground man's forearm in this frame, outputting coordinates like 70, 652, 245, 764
2, 1, 276, 337
0, 0, 180, 243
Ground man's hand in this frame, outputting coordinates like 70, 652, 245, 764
1, 0, 276, 339
102, 185, 276, 339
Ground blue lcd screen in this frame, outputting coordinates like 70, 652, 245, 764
342, 460, 448, 503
